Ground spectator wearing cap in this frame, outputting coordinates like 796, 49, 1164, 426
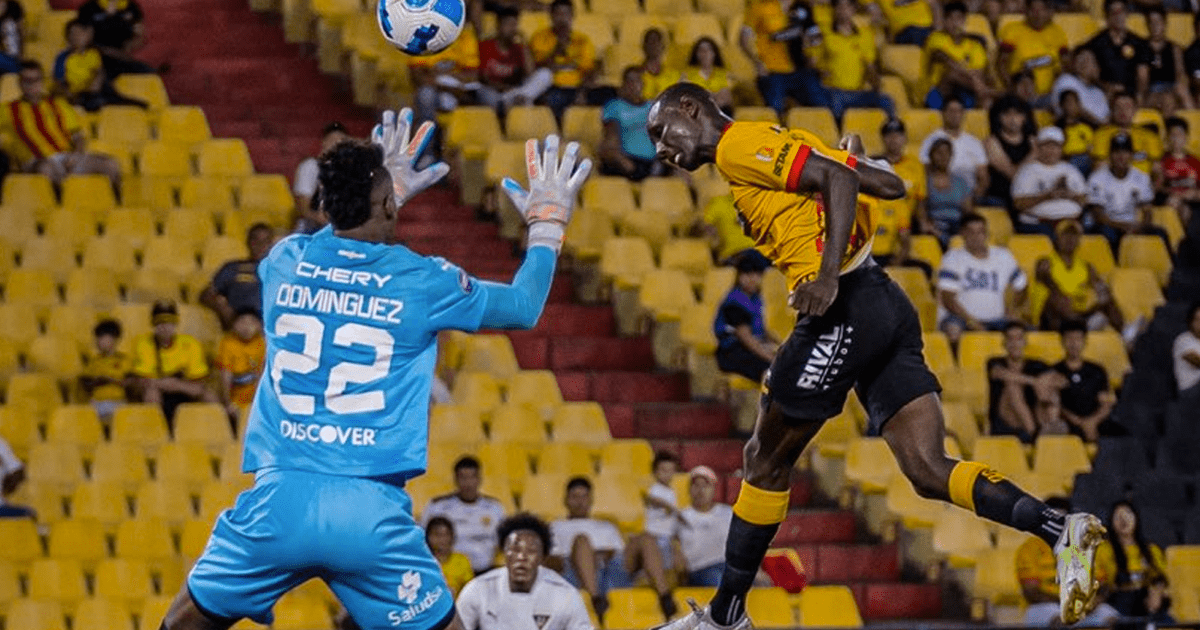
739, 0, 830, 117
921, 1, 992, 111
1091, 91, 1162, 175
873, 118, 931, 278
1086, 131, 1172, 255
1029, 219, 1125, 332
131, 300, 219, 422
937, 213, 1028, 347
919, 95, 989, 198
714, 252, 777, 383
1051, 47, 1110, 127
293, 122, 349, 233
673, 466, 733, 587
0, 435, 33, 519
1174, 303, 1200, 400
200, 223, 275, 329
996, 0, 1069, 103
1012, 126, 1088, 237
1082, 0, 1150, 98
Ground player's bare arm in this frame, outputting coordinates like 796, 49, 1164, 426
841, 133, 906, 200
788, 151, 858, 315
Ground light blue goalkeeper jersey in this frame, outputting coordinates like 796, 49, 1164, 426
241, 225, 554, 479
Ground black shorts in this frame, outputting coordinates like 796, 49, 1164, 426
764, 261, 941, 435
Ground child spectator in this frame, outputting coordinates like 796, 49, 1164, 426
1160, 116, 1200, 227
53, 19, 146, 112
1055, 90, 1094, 175
426, 516, 475, 597
682, 37, 733, 113
80, 318, 130, 423
644, 451, 681, 566
215, 309, 265, 420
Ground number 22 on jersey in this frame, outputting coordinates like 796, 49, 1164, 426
270, 313, 395, 415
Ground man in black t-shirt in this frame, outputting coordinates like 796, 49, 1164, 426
1083, 0, 1149, 97
1053, 320, 1121, 442
76, 0, 155, 77
987, 322, 1068, 443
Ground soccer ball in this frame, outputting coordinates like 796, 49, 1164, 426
377, 0, 466, 56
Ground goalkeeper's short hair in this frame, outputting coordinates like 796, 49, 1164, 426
317, 140, 388, 230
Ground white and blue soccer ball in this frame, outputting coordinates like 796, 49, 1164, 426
377, 0, 466, 56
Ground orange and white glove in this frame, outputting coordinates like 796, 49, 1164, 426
371, 108, 450, 207
501, 134, 592, 253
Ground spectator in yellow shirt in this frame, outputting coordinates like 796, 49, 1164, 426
639, 29, 676, 102
215, 309, 265, 418
868, 0, 939, 46
923, 1, 993, 110
701, 194, 757, 263
427, 516, 475, 597
1056, 90, 1095, 175
873, 118, 931, 278
1091, 90, 1163, 174
529, 0, 605, 121
997, 0, 1069, 102
739, 0, 831, 116
818, 0, 894, 122
131, 300, 219, 423
682, 37, 733, 113
53, 19, 146, 112
80, 318, 131, 423
1097, 500, 1169, 617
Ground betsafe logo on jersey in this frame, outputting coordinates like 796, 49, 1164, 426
279, 420, 378, 446
389, 570, 445, 626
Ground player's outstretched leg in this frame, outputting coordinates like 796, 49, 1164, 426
881, 393, 1105, 624
655, 399, 826, 630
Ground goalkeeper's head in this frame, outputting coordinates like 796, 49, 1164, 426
317, 140, 397, 240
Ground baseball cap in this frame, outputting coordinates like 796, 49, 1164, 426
1110, 131, 1134, 153
1037, 126, 1065, 144
1055, 218, 1083, 235
880, 118, 905, 136
151, 300, 179, 325
689, 465, 718, 484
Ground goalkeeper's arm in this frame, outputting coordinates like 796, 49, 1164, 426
475, 245, 557, 330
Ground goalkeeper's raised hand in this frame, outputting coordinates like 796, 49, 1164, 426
371, 108, 450, 207
500, 134, 592, 253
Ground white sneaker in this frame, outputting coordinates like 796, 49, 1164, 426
1054, 513, 1106, 624
651, 600, 753, 630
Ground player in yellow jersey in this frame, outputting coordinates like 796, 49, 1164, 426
646, 83, 1105, 630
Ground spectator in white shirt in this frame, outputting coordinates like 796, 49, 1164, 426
919, 94, 990, 197
1086, 131, 1173, 255
1012, 126, 1088, 238
674, 466, 733, 587
1175, 302, 1200, 398
0, 436, 33, 519
457, 513, 594, 630
1051, 47, 1110, 126
643, 451, 680, 566
421, 456, 508, 574
549, 476, 676, 621
292, 121, 348, 234
937, 213, 1029, 346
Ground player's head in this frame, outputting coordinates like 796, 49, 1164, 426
619, 66, 645, 104
642, 27, 665, 60
652, 450, 679, 485
246, 222, 275, 262
65, 18, 93, 49
496, 7, 520, 41
93, 319, 122, 354
1060, 319, 1088, 359
959, 212, 989, 253
942, 1, 967, 35
549, 0, 574, 31
880, 118, 906, 155
316, 140, 397, 238
1026, 0, 1052, 29
564, 476, 593, 518
688, 465, 718, 510
1109, 131, 1134, 175
941, 95, 965, 130
1188, 301, 1200, 336
320, 121, 349, 152
928, 137, 953, 172
648, 82, 727, 172
18, 60, 45, 102
497, 513, 553, 591
1166, 116, 1189, 152
1053, 218, 1083, 255
1002, 321, 1027, 358
1035, 126, 1065, 164
453, 456, 482, 501
689, 37, 724, 70
150, 300, 179, 346
232, 309, 263, 342
734, 249, 769, 295
424, 516, 455, 556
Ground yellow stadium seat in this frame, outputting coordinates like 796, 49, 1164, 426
640, 177, 695, 223
660, 238, 713, 288
1152, 206, 1185, 250
238, 174, 292, 215
605, 587, 665, 628
0, 304, 42, 351
101, 208, 157, 251
0, 561, 18, 607
6, 599, 67, 630
886, 266, 936, 330
673, 12, 724, 48
842, 108, 889, 154
1032, 434, 1091, 486
46, 519, 107, 567
923, 331, 955, 373
114, 518, 177, 569
550, 401, 612, 448
26, 335, 83, 381
70, 482, 129, 530
97, 106, 152, 151
126, 268, 183, 304
958, 330, 1003, 371
506, 370, 564, 418
909, 234, 943, 271
26, 442, 85, 494
461, 334, 520, 383
141, 237, 200, 278
899, 108, 942, 149
198, 139, 254, 178
112, 74, 169, 112
478, 440, 533, 486
885, 473, 947, 528
162, 208, 218, 251
19, 236, 79, 284
74, 597, 136, 630
111, 405, 169, 452
272, 593, 332, 630
452, 371, 504, 415
1110, 267, 1164, 322
1008, 234, 1054, 279
583, 176, 638, 218
796, 585, 864, 627
1052, 13, 1100, 47
972, 435, 1030, 475
640, 268, 697, 322
785, 107, 838, 146
972, 207, 1012, 246
1167, 546, 1200, 589
46, 406, 103, 454
218, 442, 249, 483
700, 266, 737, 305
973, 546, 1024, 606
489, 403, 548, 449
94, 558, 153, 612
697, 0, 742, 20
616, 13, 671, 48
62, 174, 118, 220
845, 437, 902, 493
505, 105, 559, 141
1118, 234, 1172, 286
933, 508, 993, 568
199, 236, 248, 273
0, 207, 39, 253
445, 106, 503, 155
617, 209, 673, 253
197, 479, 242, 522
0, 517, 44, 565
173, 403, 234, 453
43, 217, 98, 258
733, 105, 778, 124
9, 371, 65, 419
744, 587, 796, 628
29, 558, 88, 607
155, 442, 215, 490
44, 306, 97, 355
962, 108, 989, 141
561, 106, 603, 151
91, 442, 150, 492
1077, 234, 1116, 279
7, 267, 62, 313
1082, 329, 1130, 388
537, 442, 595, 478
180, 518, 213, 562
942, 400, 979, 458
139, 141, 193, 179
601, 237, 657, 290
3, 173, 57, 215
599, 439, 654, 475
179, 177, 236, 211
428, 404, 486, 445
14, 481, 67, 524
882, 42, 923, 88
563, 210, 614, 263
139, 597, 176, 630
520, 473, 569, 521
133, 479, 195, 529
1023, 330, 1064, 364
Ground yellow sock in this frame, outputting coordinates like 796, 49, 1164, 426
732, 481, 791, 526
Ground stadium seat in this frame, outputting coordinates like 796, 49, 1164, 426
973, 207, 1012, 246
46, 406, 104, 455
845, 437, 902, 493
6, 267, 62, 314
172, 403, 235, 453
973, 546, 1024, 607
46, 519, 108, 568
478, 441, 533, 489
26, 442, 85, 494
272, 593, 333, 630
505, 105, 558, 141
583, 176, 638, 218
126, 268, 184, 304
734, 105, 779, 124
899, 108, 943, 151
795, 585, 864, 627
1049, 13, 1100, 47
1023, 330, 1064, 364
605, 588, 665, 628
5, 599, 67, 630
218, 442, 250, 484
27, 335, 84, 380
506, 370, 564, 418
1032, 435, 1091, 491
74, 597, 136, 630
923, 331, 955, 373
115, 518, 177, 569
70, 482, 130, 531
3, 173, 57, 216
785, 107, 838, 146
199, 236, 248, 274
600, 237, 657, 290
97, 106, 152, 151
562, 209, 613, 263
64, 266, 122, 309
445, 107, 503, 156
0, 517, 43, 565
1110, 267, 1164, 322
94, 558, 154, 613
1076, 234, 1116, 279
28, 558, 88, 608
1008, 234, 1054, 279
238, 174, 292, 216
91, 442, 150, 491
451, 371, 503, 417
100, 208, 157, 252
155, 442, 216, 489
198, 139, 254, 178
489, 403, 548, 449
138, 597, 175, 630
461, 335, 521, 383
972, 436, 1030, 475
550, 402, 613, 448
640, 177, 695, 224
19, 235, 80, 284
113, 74, 169, 112
932, 508, 993, 567
561, 106, 603, 153
958, 331, 1003, 371
536, 442, 595, 478
942, 401, 979, 458
599, 439, 654, 476
0, 561, 18, 607
162, 207, 219, 251
744, 587, 797, 628
640, 268, 698, 322
428, 404, 486, 445
13, 481, 66, 525
139, 141, 194, 180
1152, 206, 1185, 250
842, 108, 889, 155
197, 480, 242, 523
141, 236, 200, 278
1118, 234, 1173, 286
179, 177, 236, 211
1082, 329, 1131, 388
111, 405, 169, 453
134, 479, 196, 527
518, 473, 569, 521
700, 267, 737, 305
885, 473, 947, 529
660, 238, 713, 289
908, 234, 943, 271
62, 174, 118, 221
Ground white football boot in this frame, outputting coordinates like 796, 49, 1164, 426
1054, 513, 1106, 624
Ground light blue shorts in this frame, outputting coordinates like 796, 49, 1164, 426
187, 468, 454, 629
